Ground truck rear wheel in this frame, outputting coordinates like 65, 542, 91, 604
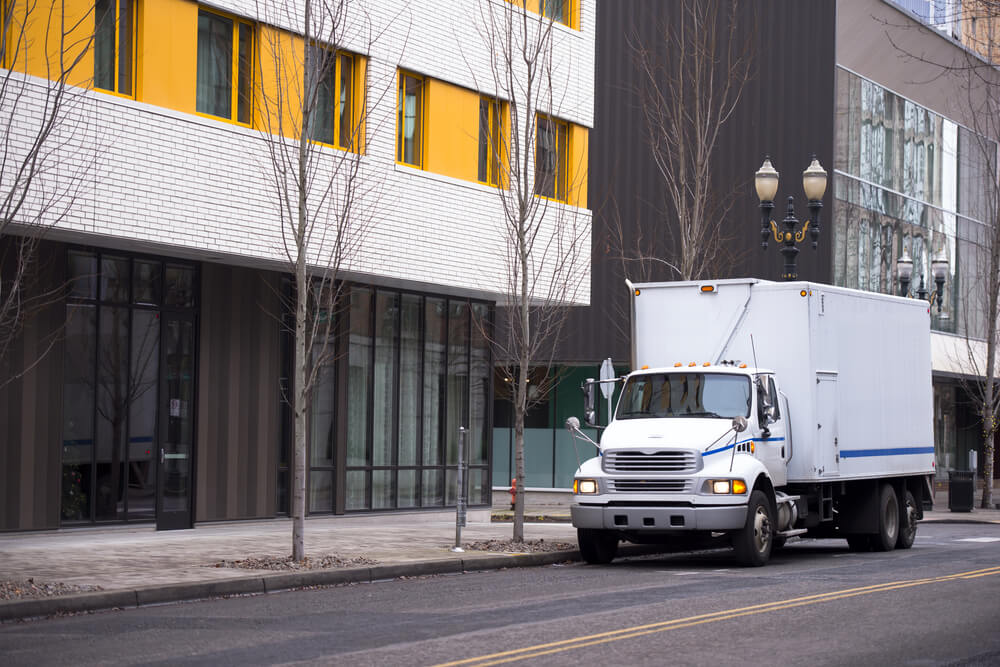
871, 483, 899, 552
896, 489, 918, 549
578, 529, 619, 564
733, 490, 773, 567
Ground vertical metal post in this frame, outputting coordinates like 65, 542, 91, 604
452, 426, 468, 552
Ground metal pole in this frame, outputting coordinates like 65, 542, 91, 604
451, 426, 468, 552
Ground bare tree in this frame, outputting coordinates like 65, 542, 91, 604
254, 0, 398, 560
883, 3, 1000, 508
618, 0, 754, 282
1, 0, 95, 381
473, 1, 589, 542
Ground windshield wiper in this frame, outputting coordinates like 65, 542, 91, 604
683, 411, 723, 418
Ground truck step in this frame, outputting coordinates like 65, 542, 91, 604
776, 529, 808, 538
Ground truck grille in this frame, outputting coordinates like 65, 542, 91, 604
608, 479, 692, 493
603, 450, 699, 474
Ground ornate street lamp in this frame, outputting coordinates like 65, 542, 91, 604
756, 155, 828, 281
898, 248, 949, 313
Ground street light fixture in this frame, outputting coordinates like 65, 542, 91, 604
756, 155, 828, 281
897, 247, 949, 313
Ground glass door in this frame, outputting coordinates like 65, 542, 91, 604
156, 313, 196, 530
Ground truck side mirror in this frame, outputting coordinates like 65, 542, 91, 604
582, 378, 597, 426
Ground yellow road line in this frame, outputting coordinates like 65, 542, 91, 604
433, 566, 1000, 667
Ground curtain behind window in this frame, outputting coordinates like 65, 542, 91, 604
196, 12, 232, 119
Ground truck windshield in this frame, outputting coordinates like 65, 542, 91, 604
615, 373, 751, 420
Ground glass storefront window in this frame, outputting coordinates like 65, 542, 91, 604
61, 251, 196, 524
339, 287, 492, 511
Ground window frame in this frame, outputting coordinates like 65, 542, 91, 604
478, 95, 504, 187
310, 48, 357, 151
535, 113, 569, 202
540, 0, 573, 28
195, 7, 255, 126
94, 0, 137, 97
396, 70, 425, 168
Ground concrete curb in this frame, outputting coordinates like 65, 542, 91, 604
0, 550, 582, 623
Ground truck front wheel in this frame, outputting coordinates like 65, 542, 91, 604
871, 483, 899, 552
733, 490, 773, 567
578, 529, 619, 564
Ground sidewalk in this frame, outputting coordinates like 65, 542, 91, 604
2, 492, 998, 623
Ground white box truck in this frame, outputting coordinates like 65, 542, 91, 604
569, 279, 935, 566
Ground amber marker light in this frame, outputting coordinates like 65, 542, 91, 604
703, 362, 710, 367
800, 290, 808, 297
700, 285, 715, 293
634, 288, 641, 296
674, 362, 682, 367
732, 479, 748, 494
688, 362, 696, 367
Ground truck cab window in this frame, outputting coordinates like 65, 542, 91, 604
616, 373, 750, 420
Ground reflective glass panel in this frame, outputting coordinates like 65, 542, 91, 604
423, 298, 446, 466
373, 291, 398, 467
348, 288, 371, 466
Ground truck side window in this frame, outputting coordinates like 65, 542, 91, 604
768, 377, 780, 420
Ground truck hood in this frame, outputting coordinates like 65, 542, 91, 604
602, 418, 735, 453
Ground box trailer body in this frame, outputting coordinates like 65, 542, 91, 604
570, 279, 934, 566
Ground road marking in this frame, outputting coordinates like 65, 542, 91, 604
432, 566, 1000, 667
956, 537, 1000, 543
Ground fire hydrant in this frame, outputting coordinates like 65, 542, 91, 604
509, 478, 517, 510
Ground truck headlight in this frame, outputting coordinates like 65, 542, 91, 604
574, 478, 599, 494
707, 479, 747, 494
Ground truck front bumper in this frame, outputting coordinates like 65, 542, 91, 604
571, 503, 747, 532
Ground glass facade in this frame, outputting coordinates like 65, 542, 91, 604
833, 67, 996, 337
61, 249, 197, 523
493, 365, 614, 490
304, 285, 493, 513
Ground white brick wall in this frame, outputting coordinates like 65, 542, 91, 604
4, 0, 594, 304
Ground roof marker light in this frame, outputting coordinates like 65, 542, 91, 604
674, 362, 682, 367
634, 288, 641, 296
800, 290, 808, 297
641, 365, 649, 370
739, 363, 747, 368
700, 285, 716, 293
703, 362, 710, 367
688, 362, 696, 367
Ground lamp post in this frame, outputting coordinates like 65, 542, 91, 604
897, 248, 949, 313
755, 155, 828, 281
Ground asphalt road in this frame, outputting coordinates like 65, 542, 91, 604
2, 522, 1000, 667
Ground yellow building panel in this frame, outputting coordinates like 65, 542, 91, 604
7, 0, 95, 88
255, 27, 302, 136
352, 55, 368, 154
567, 123, 588, 209
424, 79, 478, 182
138, 0, 197, 112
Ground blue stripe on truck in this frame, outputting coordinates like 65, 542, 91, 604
840, 446, 935, 458
704, 437, 785, 457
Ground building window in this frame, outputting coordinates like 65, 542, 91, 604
196, 9, 253, 124
535, 114, 568, 201
94, 0, 135, 96
478, 96, 503, 186
541, 0, 572, 27
397, 71, 424, 167
61, 250, 197, 524
312, 50, 356, 149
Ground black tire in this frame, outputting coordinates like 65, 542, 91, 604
733, 490, 773, 567
772, 534, 787, 550
578, 528, 619, 564
846, 534, 872, 552
871, 483, 899, 552
896, 489, 918, 550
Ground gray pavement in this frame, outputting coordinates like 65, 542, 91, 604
1, 490, 998, 623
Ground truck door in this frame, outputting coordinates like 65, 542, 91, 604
815, 371, 840, 476
757, 375, 787, 486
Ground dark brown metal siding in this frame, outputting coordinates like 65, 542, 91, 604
196, 263, 282, 521
0, 240, 65, 531
562, 0, 837, 363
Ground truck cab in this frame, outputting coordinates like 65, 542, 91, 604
572, 364, 790, 566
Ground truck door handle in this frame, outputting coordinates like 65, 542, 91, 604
160, 448, 165, 464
